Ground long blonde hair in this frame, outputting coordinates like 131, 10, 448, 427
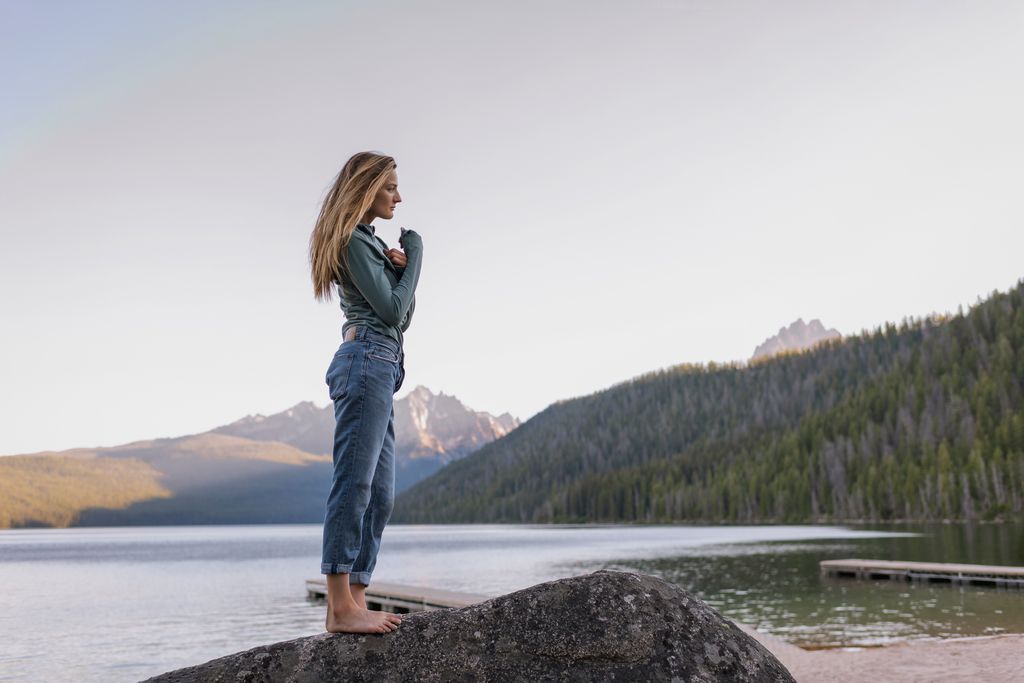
309, 151, 397, 302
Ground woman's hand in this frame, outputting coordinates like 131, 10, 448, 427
384, 247, 407, 268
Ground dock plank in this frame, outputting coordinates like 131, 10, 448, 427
820, 559, 1024, 587
305, 579, 493, 612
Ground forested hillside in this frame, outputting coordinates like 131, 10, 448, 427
0, 434, 330, 528
393, 280, 1024, 524
0, 455, 171, 528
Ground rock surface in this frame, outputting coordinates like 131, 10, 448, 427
144, 570, 795, 682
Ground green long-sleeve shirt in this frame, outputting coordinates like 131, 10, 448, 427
336, 223, 423, 348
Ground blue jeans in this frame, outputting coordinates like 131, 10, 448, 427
321, 325, 405, 584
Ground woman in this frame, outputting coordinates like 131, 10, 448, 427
308, 151, 423, 634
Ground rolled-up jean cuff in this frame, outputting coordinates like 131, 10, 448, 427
319, 564, 372, 585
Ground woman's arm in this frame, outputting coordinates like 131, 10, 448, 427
400, 294, 415, 332
346, 230, 423, 327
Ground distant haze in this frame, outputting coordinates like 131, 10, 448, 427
2, 1, 1023, 454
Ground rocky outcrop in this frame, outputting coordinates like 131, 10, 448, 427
394, 386, 520, 466
144, 570, 794, 682
751, 318, 842, 361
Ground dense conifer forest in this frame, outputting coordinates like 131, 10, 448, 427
393, 279, 1024, 524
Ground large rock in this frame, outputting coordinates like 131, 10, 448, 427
144, 570, 795, 682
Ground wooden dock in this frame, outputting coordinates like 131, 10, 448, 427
820, 559, 1024, 588
305, 579, 493, 613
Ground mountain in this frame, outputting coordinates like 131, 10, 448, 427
393, 279, 1024, 524
212, 385, 520, 491
751, 318, 842, 361
211, 400, 333, 456
0, 387, 518, 528
0, 434, 330, 528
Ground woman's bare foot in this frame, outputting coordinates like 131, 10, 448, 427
326, 605, 402, 634
351, 584, 367, 610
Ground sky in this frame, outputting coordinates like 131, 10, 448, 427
1, 0, 1023, 456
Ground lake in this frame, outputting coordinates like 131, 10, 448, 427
1, 522, 1021, 681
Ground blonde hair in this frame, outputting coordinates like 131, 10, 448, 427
309, 151, 397, 302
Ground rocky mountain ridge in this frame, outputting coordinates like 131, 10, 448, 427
751, 317, 842, 361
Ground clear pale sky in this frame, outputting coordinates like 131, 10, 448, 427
2, 0, 1022, 455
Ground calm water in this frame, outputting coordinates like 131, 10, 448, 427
0, 522, 1021, 681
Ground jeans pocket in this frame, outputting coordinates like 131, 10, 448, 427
394, 361, 405, 393
367, 344, 399, 364
326, 352, 355, 400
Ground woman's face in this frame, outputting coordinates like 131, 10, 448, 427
370, 170, 401, 221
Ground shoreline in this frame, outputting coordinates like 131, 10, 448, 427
735, 622, 1024, 682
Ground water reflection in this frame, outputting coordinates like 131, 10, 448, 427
576, 523, 1024, 647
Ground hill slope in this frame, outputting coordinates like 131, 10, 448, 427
393, 280, 1024, 524
0, 434, 331, 528
0, 454, 171, 528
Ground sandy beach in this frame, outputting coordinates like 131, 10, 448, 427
735, 622, 1024, 682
